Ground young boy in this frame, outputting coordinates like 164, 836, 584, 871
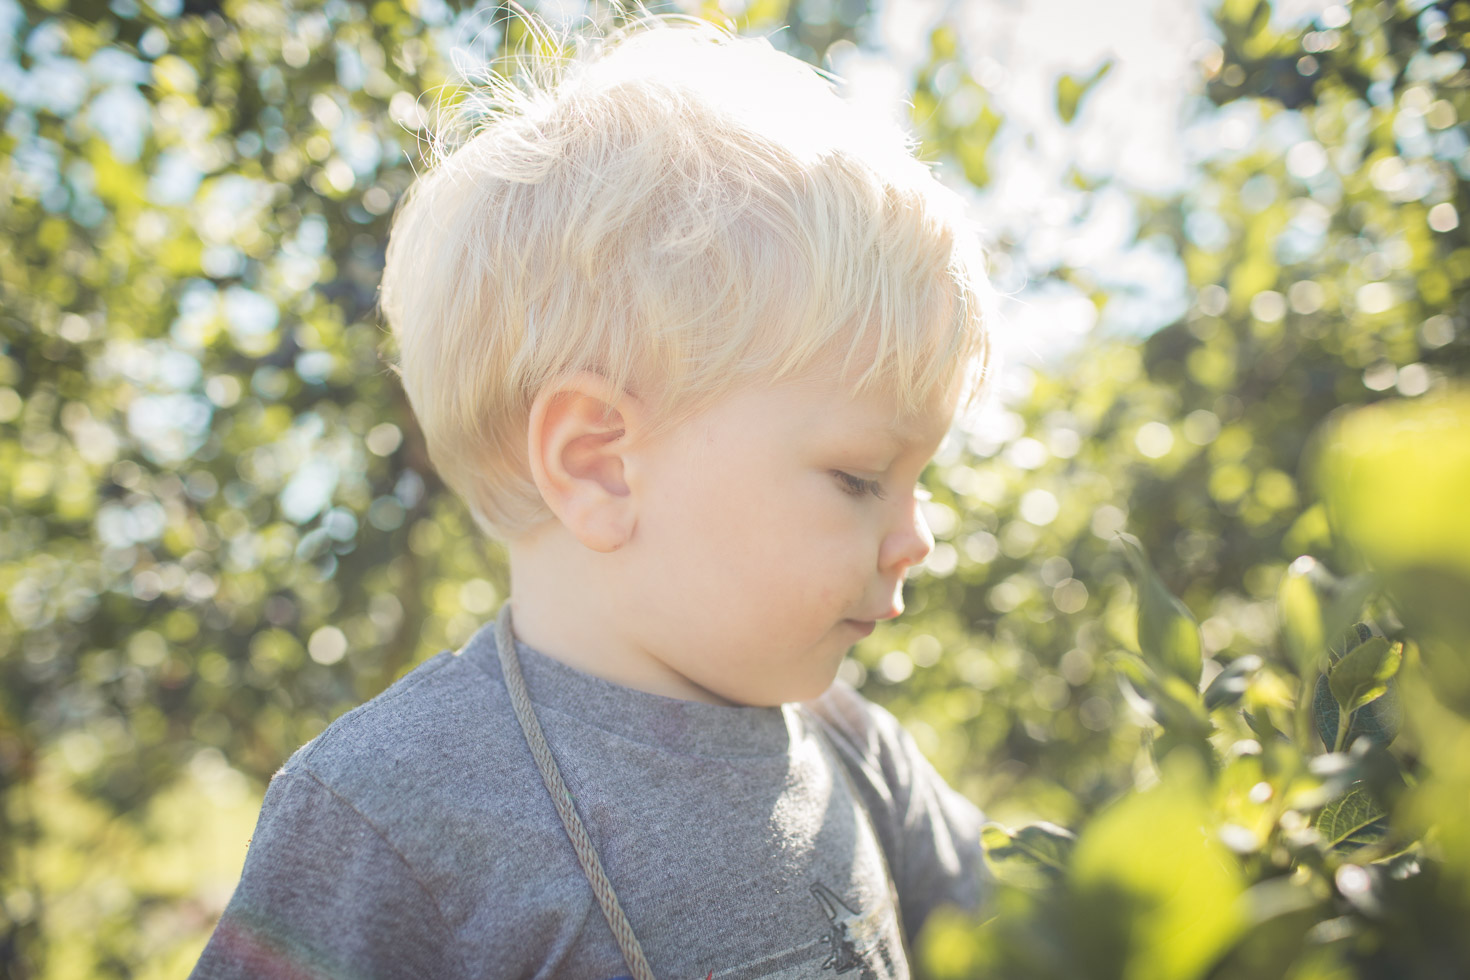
192, 15, 993, 979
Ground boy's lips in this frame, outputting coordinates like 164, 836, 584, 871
845, 606, 901, 636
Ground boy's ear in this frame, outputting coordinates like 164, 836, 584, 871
526, 372, 647, 553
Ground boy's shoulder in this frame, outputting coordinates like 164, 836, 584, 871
805, 677, 908, 751
288, 640, 481, 778
274, 621, 552, 839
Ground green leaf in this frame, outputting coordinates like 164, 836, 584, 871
1118, 533, 1203, 687
1329, 637, 1402, 715
1313, 673, 1402, 750
1315, 391, 1470, 581
1203, 654, 1262, 711
1389, 568, 1470, 717
1322, 582, 1378, 657
1312, 673, 1337, 750
1278, 559, 1324, 672
1326, 622, 1374, 664
1056, 60, 1113, 124
1207, 877, 1328, 980
1114, 652, 1211, 739
1069, 762, 1246, 980
1314, 624, 1400, 750
1242, 707, 1284, 744
982, 821, 1076, 889
1316, 786, 1389, 852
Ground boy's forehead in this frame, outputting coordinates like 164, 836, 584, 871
767, 376, 960, 449
850, 396, 957, 451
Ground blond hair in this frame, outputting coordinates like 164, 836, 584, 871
379, 14, 993, 540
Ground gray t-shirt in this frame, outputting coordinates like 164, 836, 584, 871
190, 618, 986, 979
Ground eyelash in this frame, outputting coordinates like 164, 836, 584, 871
834, 471, 887, 500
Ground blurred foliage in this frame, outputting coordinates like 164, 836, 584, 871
1, 0, 1467, 976
892, 0, 1470, 977
919, 391, 1470, 976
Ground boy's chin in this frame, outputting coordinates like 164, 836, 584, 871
702, 674, 832, 708
757, 669, 847, 707
685, 635, 854, 706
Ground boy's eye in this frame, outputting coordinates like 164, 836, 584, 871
833, 471, 887, 500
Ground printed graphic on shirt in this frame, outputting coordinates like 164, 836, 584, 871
668, 881, 898, 980
811, 882, 880, 976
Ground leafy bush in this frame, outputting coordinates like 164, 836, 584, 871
922, 392, 1470, 979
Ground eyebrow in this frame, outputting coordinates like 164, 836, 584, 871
858, 417, 947, 455
888, 418, 928, 444
895, 410, 957, 444
815, 402, 952, 455
865, 425, 909, 453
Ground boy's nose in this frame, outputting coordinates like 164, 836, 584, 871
879, 497, 934, 577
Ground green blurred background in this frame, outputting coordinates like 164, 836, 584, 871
2, 0, 1468, 976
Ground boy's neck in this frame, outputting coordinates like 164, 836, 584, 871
506, 526, 738, 706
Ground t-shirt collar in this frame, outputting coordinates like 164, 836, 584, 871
459, 616, 795, 759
